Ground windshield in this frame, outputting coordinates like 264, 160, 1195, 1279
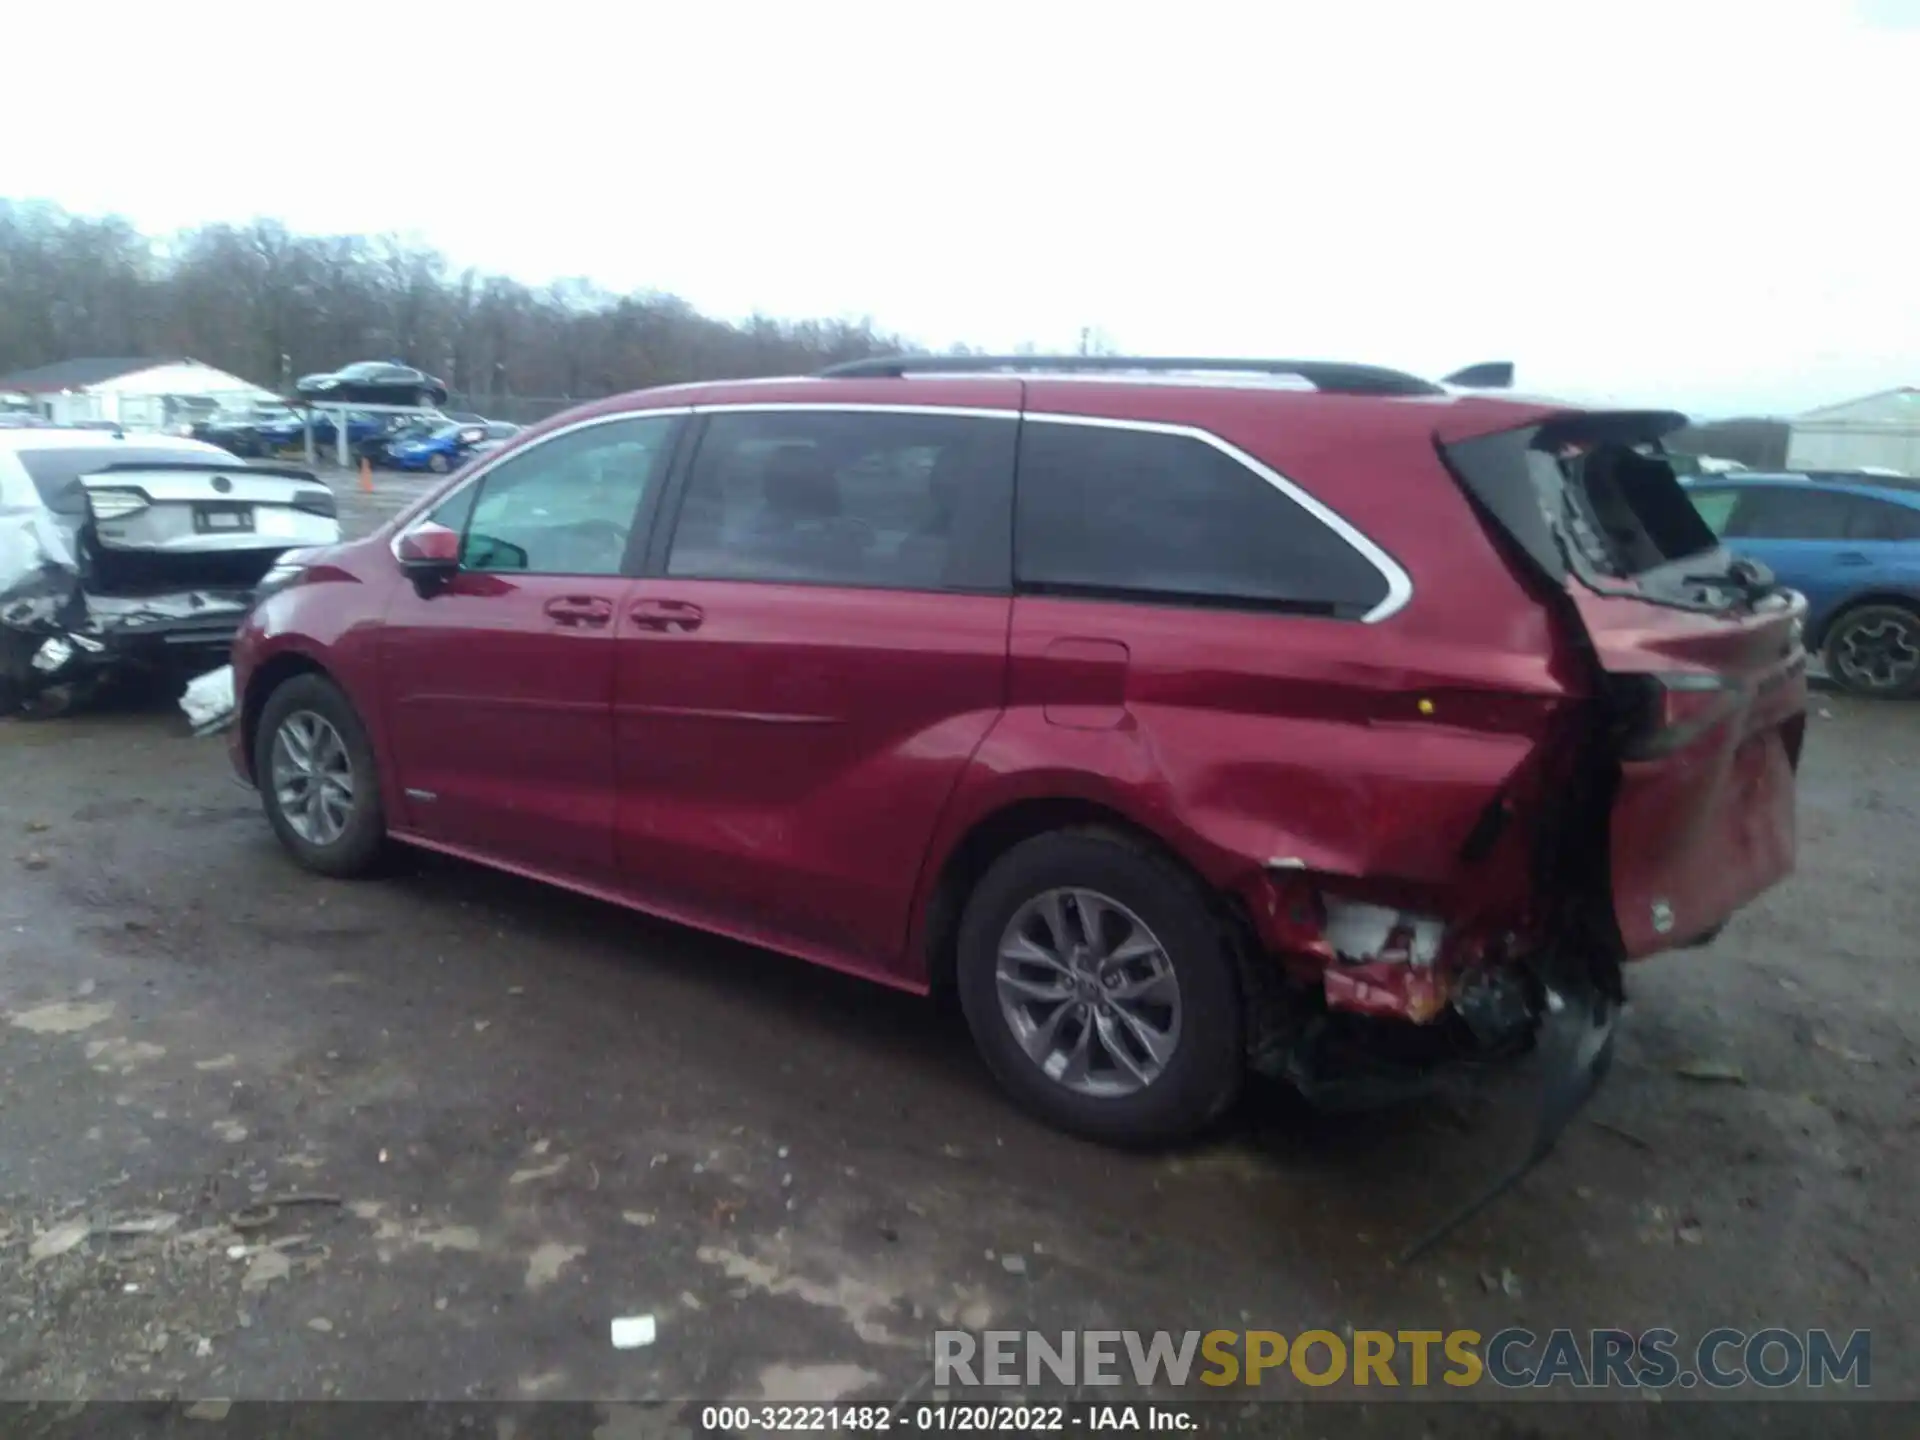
17, 446, 238, 515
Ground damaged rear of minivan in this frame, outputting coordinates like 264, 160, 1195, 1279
1253, 403, 1805, 1161
1441, 407, 1806, 952
0, 433, 341, 714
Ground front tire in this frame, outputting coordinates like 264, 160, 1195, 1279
427, 452, 450, 474
254, 673, 386, 877
956, 831, 1243, 1147
1823, 603, 1920, 698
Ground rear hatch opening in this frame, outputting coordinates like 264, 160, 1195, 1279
1439, 410, 1809, 969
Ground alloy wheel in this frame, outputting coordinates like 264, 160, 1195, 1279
995, 887, 1182, 1099
269, 710, 356, 846
1835, 613, 1920, 693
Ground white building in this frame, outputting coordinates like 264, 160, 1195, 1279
1786, 387, 1920, 475
0, 357, 279, 430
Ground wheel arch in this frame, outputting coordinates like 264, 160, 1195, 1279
917, 794, 1220, 1001
240, 649, 335, 783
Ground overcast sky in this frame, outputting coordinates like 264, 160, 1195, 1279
4, 0, 1914, 416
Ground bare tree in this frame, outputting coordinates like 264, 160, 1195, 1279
0, 203, 906, 405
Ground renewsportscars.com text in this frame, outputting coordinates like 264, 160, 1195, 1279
933, 1327, 1871, 1391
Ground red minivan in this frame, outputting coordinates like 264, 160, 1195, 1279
229, 357, 1807, 1147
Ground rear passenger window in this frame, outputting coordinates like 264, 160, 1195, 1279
1846, 496, 1920, 542
1725, 488, 1850, 540
1014, 423, 1390, 617
666, 411, 1015, 591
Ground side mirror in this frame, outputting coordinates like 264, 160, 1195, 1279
396, 521, 460, 595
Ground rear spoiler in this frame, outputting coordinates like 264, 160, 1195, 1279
84, 459, 322, 483
1441, 362, 1516, 390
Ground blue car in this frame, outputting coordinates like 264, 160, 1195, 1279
387, 420, 516, 473
1684, 471, 1920, 697
305, 410, 397, 451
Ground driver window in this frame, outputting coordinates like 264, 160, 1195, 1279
456, 415, 675, 575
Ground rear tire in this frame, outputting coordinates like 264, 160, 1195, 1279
1822, 603, 1920, 698
956, 830, 1243, 1147
254, 673, 387, 877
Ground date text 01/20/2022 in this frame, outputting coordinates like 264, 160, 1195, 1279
698, 1404, 1198, 1432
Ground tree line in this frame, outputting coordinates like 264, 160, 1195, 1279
0, 200, 912, 412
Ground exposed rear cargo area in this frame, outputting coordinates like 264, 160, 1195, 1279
1440, 409, 1809, 963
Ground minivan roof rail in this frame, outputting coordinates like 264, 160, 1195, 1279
818, 354, 1446, 397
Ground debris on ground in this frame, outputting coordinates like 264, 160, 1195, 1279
610, 1315, 658, 1350
229, 1193, 343, 1230
1813, 1035, 1877, 1065
524, 1242, 584, 1290
1590, 1117, 1653, 1150
102, 1212, 181, 1238
1479, 1268, 1522, 1298
28, 1217, 93, 1264
179, 665, 237, 736
1674, 1059, 1747, 1084
240, 1248, 292, 1292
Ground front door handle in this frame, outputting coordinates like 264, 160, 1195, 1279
1834, 551, 1872, 567
544, 595, 614, 627
629, 598, 705, 633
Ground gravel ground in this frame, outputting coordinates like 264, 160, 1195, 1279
1, 471, 1915, 1436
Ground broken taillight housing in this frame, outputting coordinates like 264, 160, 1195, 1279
1322, 898, 1446, 967
86, 487, 150, 520
1611, 671, 1739, 760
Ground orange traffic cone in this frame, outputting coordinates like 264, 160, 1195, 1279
358, 457, 374, 493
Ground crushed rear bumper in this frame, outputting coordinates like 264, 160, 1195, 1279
1, 585, 252, 708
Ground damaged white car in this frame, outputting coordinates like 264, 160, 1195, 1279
0, 429, 341, 714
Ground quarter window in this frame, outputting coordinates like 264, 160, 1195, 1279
666, 410, 1016, 591
1013, 422, 1391, 616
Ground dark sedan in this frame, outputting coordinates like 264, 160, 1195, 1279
294, 361, 449, 408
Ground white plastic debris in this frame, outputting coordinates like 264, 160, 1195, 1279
610, 1314, 657, 1350
179, 665, 237, 735
28, 1218, 92, 1264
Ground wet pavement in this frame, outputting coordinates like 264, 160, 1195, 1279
1, 469, 1916, 1435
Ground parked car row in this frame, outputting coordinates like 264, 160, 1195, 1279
357, 417, 520, 472
187, 401, 519, 470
